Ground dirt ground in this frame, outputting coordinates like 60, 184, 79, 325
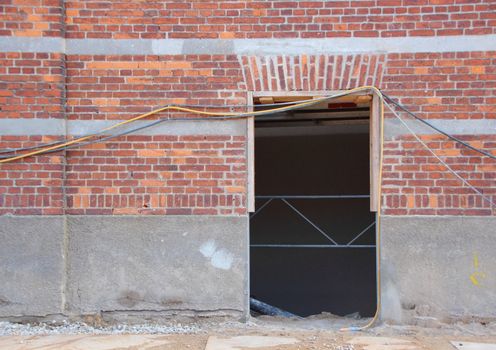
1, 315, 495, 349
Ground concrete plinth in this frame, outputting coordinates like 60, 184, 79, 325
0, 216, 65, 317
0, 215, 248, 321
380, 215, 496, 324
2, 213, 495, 324
66, 216, 248, 318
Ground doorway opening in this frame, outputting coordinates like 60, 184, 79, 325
249, 93, 377, 318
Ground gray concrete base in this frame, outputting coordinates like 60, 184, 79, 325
0, 215, 248, 321
3, 214, 495, 324
0, 216, 65, 317
380, 216, 496, 325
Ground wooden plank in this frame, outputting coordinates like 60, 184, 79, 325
247, 115, 255, 212
370, 93, 381, 212
258, 97, 274, 104
355, 95, 373, 104
256, 93, 371, 105
272, 96, 311, 103
247, 91, 255, 213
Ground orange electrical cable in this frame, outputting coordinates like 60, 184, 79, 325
0, 86, 378, 164
0, 86, 387, 332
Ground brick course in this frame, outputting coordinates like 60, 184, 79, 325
65, 135, 247, 215
382, 134, 496, 215
2, 1, 495, 39
383, 51, 496, 119
0, 0, 64, 37
0, 52, 65, 119
0, 136, 65, 215
66, 55, 246, 120
61, 0, 496, 39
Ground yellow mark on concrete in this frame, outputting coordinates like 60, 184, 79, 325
470, 253, 486, 286
470, 274, 480, 286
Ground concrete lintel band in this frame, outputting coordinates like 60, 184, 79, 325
0, 36, 64, 53
0, 118, 494, 138
1, 35, 496, 55
0, 119, 247, 136
383, 118, 496, 139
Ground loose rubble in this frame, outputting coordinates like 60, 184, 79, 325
0, 320, 199, 336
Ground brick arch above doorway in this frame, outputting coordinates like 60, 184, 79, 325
238, 54, 387, 92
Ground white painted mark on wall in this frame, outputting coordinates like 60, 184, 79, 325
200, 240, 234, 270
210, 249, 234, 270
200, 240, 217, 258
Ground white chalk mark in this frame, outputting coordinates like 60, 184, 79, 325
199, 240, 234, 270
210, 249, 234, 270
199, 240, 217, 258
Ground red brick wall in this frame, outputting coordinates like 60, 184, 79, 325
381, 51, 496, 215
2, 0, 494, 39
383, 51, 496, 119
0, 52, 65, 119
382, 135, 496, 215
65, 135, 246, 215
62, 0, 496, 39
0, 51, 66, 215
0, 1, 495, 216
1, 50, 496, 215
0, 136, 64, 215
0, 0, 64, 37
63, 54, 248, 215
66, 55, 246, 120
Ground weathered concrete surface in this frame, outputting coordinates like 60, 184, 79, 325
380, 216, 496, 324
451, 341, 496, 350
0, 334, 171, 350
66, 216, 249, 318
0, 119, 246, 136
3, 213, 494, 324
4, 35, 496, 54
347, 336, 421, 350
0, 216, 65, 317
204, 335, 298, 350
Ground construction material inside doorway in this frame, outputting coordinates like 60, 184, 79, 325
250, 95, 376, 318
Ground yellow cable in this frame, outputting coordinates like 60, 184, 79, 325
0, 86, 376, 164
0, 84, 386, 329
340, 86, 385, 332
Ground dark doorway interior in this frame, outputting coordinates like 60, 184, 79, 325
250, 103, 376, 318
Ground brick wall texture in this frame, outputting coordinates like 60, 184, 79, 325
0, 1, 495, 216
3, 0, 494, 38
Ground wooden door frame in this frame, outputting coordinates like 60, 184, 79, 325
246, 89, 381, 213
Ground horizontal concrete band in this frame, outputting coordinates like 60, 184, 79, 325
0, 118, 247, 136
0, 118, 493, 137
383, 118, 496, 139
1, 35, 496, 55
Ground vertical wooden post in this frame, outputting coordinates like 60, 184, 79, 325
370, 92, 381, 212
247, 116, 255, 212
247, 92, 255, 213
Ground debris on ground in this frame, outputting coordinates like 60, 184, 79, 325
1, 315, 496, 349
0, 320, 199, 336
